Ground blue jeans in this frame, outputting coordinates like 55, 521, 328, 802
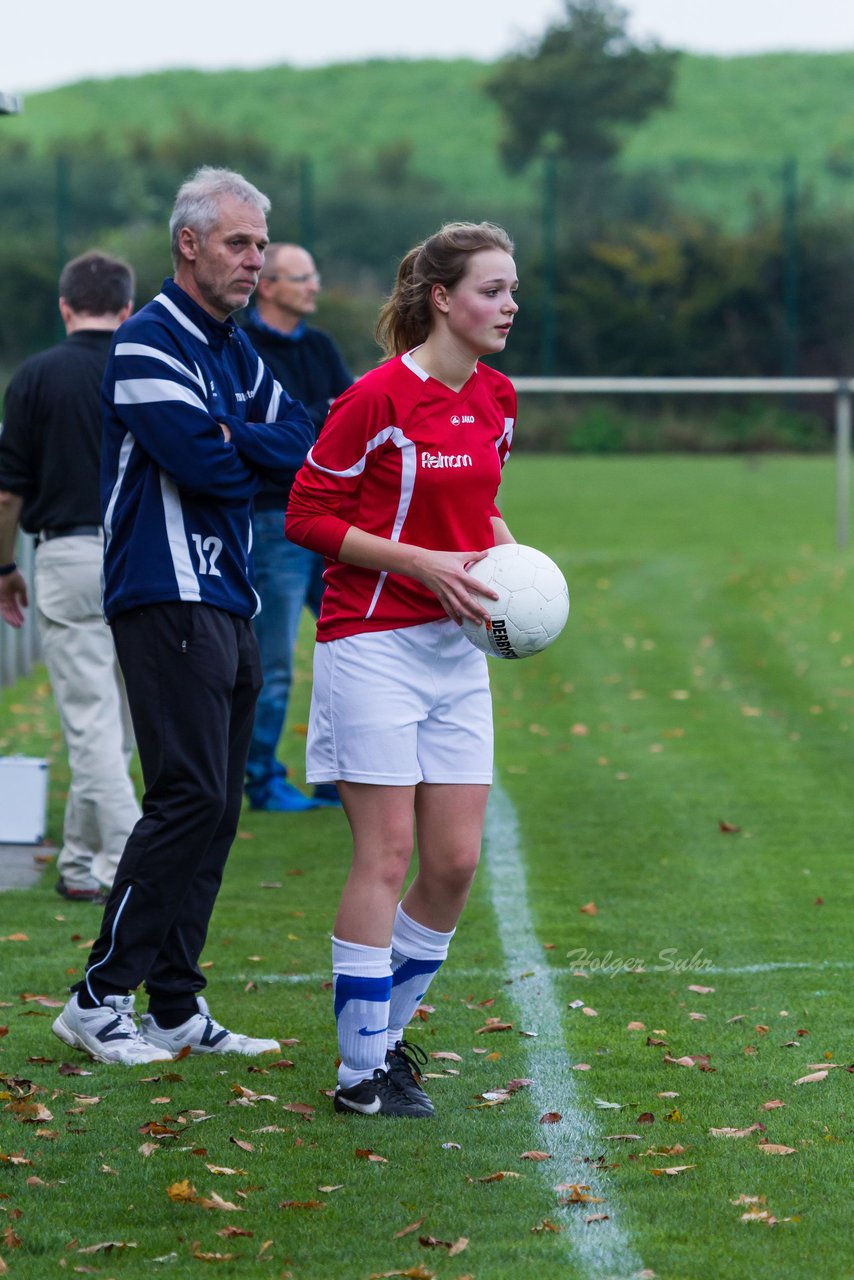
245, 510, 325, 799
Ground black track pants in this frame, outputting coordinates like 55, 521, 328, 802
82, 603, 262, 1009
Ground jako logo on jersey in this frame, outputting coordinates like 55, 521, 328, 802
450, 414, 475, 425
421, 451, 473, 469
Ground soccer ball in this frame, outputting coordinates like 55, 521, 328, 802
461, 544, 570, 659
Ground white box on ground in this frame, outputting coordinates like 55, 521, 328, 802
0, 756, 49, 844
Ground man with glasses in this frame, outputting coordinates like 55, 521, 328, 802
242, 245, 353, 812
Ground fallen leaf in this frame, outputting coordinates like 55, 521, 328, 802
278, 1199, 325, 1210
520, 1150, 551, 1161
468, 1171, 523, 1183
709, 1124, 764, 1138
687, 985, 715, 994
740, 1209, 779, 1225
585, 1213, 610, 1224
418, 1235, 468, 1256
719, 820, 741, 833
196, 1192, 242, 1211
393, 1218, 425, 1239
355, 1148, 388, 1163
474, 1020, 513, 1035
760, 1100, 785, 1111
77, 1241, 137, 1255
530, 1219, 561, 1233
793, 1071, 827, 1085
758, 1142, 797, 1155
167, 1180, 197, 1202
539, 1112, 562, 1124
649, 1165, 695, 1176
557, 1183, 605, 1205
578, 902, 598, 915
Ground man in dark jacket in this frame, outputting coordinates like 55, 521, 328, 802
242, 244, 353, 811
51, 168, 314, 1065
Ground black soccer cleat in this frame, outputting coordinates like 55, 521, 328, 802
333, 1066, 433, 1118
385, 1039, 435, 1115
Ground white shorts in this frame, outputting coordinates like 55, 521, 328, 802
306, 619, 493, 786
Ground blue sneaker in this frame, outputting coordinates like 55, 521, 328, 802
312, 783, 343, 808
247, 778, 318, 812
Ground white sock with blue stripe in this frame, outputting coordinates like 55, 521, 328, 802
387, 905, 455, 1051
332, 936, 392, 1088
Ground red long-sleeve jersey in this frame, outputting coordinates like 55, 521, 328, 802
286, 351, 516, 640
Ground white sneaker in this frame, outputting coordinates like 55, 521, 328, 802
52, 993, 173, 1065
139, 996, 280, 1057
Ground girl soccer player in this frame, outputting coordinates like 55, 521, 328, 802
286, 222, 519, 1116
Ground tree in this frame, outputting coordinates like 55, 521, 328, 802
484, 0, 678, 171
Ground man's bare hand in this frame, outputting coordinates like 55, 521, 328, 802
0, 570, 29, 628
219, 421, 232, 443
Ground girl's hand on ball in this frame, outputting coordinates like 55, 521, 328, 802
410, 547, 498, 625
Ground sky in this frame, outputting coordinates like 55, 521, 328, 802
4, 0, 854, 96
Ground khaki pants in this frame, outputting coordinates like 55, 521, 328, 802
35, 535, 140, 890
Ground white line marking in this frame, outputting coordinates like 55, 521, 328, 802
704, 961, 853, 975
249, 958, 852, 987
483, 782, 645, 1280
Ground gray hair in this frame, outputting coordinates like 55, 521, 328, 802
169, 166, 271, 269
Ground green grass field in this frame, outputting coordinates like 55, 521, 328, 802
1, 456, 852, 1279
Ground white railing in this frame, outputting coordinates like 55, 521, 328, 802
0, 535, 40, 692
511, 376, 853, 548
